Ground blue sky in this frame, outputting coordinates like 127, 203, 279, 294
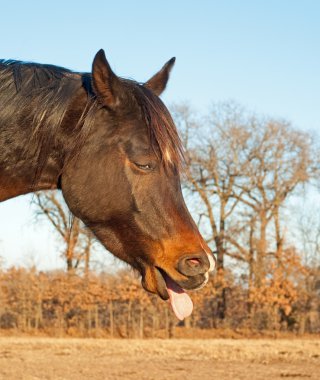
0, 0, 319, 269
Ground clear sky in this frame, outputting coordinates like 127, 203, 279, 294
0, 0, 319, 269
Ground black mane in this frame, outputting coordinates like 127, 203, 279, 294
0, 60, 97, 178
0, 59, 184, 176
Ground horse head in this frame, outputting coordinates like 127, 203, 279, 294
57, 50, 216, 319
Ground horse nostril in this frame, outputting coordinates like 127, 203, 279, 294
187, 258, 201, 267
177, 254, 209, 277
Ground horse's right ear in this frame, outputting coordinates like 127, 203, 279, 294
92, 49, 120, 108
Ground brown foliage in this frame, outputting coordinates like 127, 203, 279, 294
0, 254, 319, 337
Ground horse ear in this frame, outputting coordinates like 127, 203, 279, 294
92, 49, 120, 108
144, 57, 176, 96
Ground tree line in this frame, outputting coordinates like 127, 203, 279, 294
0, 260, 319, 337
0, 101, 319, 337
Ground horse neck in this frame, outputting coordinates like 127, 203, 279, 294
0, 131, 63, 202
0, 86, 87, 202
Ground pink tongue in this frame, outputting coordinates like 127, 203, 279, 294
163, 274, 193, 320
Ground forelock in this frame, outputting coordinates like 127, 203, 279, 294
131, 84, 185, 170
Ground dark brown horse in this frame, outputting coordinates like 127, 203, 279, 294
0, 50, 215, 320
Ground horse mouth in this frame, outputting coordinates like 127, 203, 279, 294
142, 266, 208, 321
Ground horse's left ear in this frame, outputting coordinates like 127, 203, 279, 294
144, 57, 176, 96
92, 49, 120, 108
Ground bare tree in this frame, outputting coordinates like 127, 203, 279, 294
33, 191, 94, 274
173, 102, 253, 319
173, 102, 255, 271
173, 102, 318, 319
230, 119, 317, 285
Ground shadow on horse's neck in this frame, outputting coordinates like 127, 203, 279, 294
0, 91, 89, 203
0, 154, 63, 202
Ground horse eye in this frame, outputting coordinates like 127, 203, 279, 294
135, 163, 153, 171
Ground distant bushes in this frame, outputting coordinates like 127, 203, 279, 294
0, 261, 319, 338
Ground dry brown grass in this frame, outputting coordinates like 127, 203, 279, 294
0, 337, 319, 380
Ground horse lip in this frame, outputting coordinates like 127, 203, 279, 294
154, 267, 170, 300
142, 266, 207, 301
158, 266, 208, 291
141, 266, 169, 301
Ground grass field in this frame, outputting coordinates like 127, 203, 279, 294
0, 337, 319, 380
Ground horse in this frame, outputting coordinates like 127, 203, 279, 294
0, 49, 215, 320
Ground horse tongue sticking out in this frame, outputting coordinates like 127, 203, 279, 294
163, 273, 193, 320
